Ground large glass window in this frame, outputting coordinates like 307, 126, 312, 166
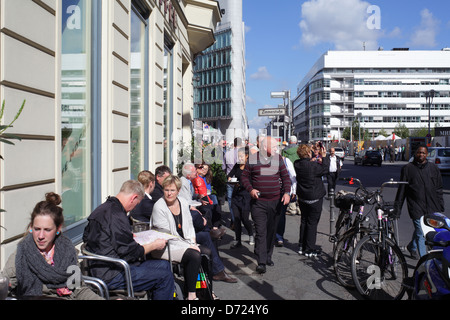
130, 8, 147, 179
164, 41, 174, 168
61, 0, 92, 226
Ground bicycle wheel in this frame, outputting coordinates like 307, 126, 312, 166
351, 235, 408, 300
334, 231, 358, 288
331, 210, 351, 242
334, 227, 370, 288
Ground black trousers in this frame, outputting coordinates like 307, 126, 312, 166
327, 171, 339, 194
298, 198, 323, 252
231, 201, 253, 243
181, 246, 212, 293
250, 199, 281, 265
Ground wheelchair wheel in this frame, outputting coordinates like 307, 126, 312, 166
173, 280, 185, 300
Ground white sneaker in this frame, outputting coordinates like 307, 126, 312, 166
249, 235, 255, 245
304, 250, 317, 257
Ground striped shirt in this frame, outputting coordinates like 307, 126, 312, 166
240, 153, 292, 202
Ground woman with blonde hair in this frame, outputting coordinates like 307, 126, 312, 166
294, 144, 329, 257
151, 175, 222, 300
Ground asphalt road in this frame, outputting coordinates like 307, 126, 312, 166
211, 157, 450, 301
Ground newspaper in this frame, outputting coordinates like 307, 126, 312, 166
189, 200, 202, 207
134, 229, 178, 245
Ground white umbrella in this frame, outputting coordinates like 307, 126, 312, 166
374, 134, 386, 141
386, 133, 401, 140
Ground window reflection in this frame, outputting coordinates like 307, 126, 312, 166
130, 10, 146, 179
164, 44, 173, 167
61, 0, 91, 226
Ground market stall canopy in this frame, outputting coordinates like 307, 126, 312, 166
374, 134, 386, 141
385, 134, 401, 140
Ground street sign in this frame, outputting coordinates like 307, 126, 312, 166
435, 127, 450, 137
273, 122, 284, 127
258, 108, 286, 117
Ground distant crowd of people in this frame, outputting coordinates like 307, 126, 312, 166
0, 134, 444, 300
355, 144, 407, 163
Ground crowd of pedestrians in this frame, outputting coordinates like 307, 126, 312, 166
379, 144, 406, 162
0, 133, 444, 300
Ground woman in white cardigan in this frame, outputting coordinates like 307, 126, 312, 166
150, 175, 204, 300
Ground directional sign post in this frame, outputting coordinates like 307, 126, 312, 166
258, 108, 286, 117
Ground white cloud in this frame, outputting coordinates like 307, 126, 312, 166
299, 0, 381, 50
248, 115, 270, 131
409, 9, 440, 48
387, 27, 402, 39
250, 66, 272, 80
246, 95, 256, 104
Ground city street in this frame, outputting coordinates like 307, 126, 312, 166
212, 157, 450, 301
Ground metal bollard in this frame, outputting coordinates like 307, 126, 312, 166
329, 188, 335, 236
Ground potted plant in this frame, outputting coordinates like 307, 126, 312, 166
0, 99, 26, 217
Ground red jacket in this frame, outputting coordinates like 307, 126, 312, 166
191, 176, 212, 205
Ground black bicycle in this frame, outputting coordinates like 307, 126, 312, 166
333, 177, 376, 288
331, 177, 369, 246
350, 179, 409, 300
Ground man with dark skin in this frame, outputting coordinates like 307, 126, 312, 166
395, 145, 445, 259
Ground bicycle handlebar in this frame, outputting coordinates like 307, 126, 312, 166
339, 177, 363, 187
338, 177, 408, 205
380, 179, 408, 193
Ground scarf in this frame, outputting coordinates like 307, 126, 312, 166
15, 233, 77, 296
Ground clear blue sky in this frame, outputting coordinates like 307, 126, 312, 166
243, 0, 450, 137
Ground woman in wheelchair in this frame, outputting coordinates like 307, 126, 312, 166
2, 192, 103, 300
151, 175, 216, 300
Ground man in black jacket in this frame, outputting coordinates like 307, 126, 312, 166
150, 165, 172, 202
395, 145, 445, 259
83, 180, 174, 299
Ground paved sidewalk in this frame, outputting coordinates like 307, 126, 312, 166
212, 200, 361, 300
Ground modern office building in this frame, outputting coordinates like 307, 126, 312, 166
0, 0, 221, 267
193, 0, 247, 142
292, 49, 450, 143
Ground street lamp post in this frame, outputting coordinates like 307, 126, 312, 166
357, 112, 362, 151
425, 89, 436, 145
271, 90, 291, 141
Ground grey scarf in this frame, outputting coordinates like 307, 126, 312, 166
15, 233, 77, 296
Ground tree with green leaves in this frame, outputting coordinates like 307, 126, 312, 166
342, 119, 370, 141
394, 122, 410, 139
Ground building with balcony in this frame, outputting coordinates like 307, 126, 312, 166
292, 49, 450, 143
193, 0, 247, 142
0, 0, 221, 267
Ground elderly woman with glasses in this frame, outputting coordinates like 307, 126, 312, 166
151, 175, 221, 300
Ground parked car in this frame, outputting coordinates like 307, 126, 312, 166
354, 150, 382, 166
334, 147, 345, 159
427, 147, 450, 171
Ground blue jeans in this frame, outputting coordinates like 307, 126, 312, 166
196, 231, 224, 275
226, 184, 235, 222
107, 259, 174, 300
408, 218, 427, 257
209, 194, 218, 205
